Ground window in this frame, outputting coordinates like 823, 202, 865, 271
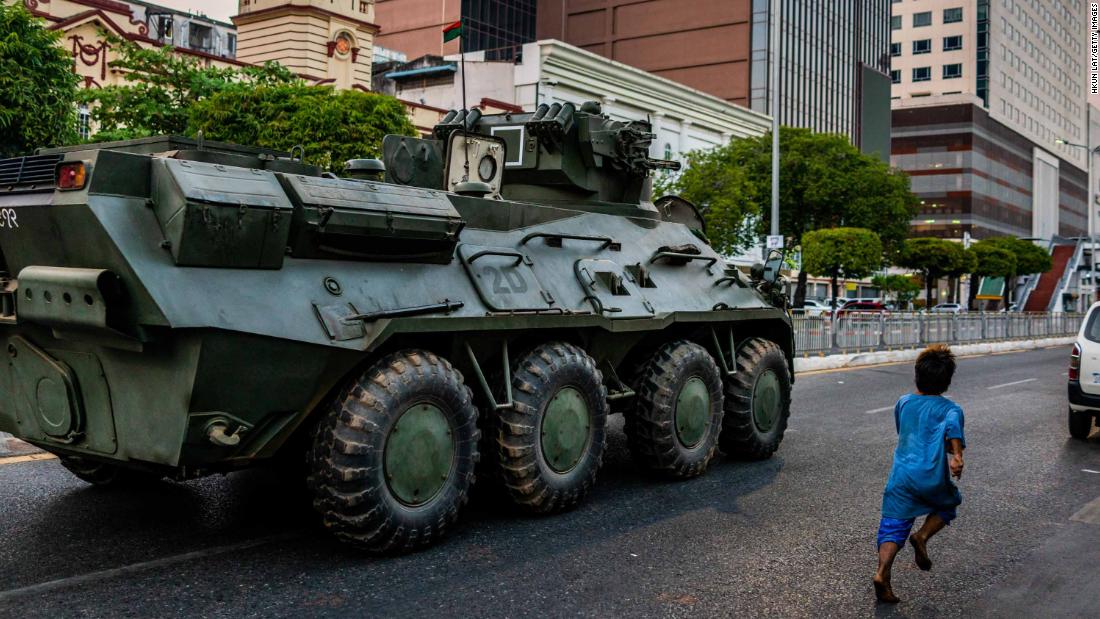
77, 105, 90, 140
891, 15, 902, 30
912, 67, 931, 82
943, 63, 963, 79
891, 70, 901, 84
943, 35, 962, 51
913, 12, 932, 27
944, 7, 963, 23
891, 42, 901, 56
912, 39, 931, 54
663, 143, 672, 160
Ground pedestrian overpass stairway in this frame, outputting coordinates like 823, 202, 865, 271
1023, 243, 1076, 312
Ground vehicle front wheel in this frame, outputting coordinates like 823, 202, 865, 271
719, 338, 792, 460
1069, 408, 1093, 440
308, 350, 480, 553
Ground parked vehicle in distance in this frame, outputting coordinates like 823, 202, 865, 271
825, 301, 890, 318
930, 303, 965, 314
793, 299, 829, 317
1068, 302, 1100, 439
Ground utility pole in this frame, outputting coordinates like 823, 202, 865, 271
769, 0, 781, 239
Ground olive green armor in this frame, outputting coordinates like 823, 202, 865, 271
0, 101, 793, 552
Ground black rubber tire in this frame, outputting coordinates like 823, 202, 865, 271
625, 340, 724, 478
59, 456, 162, 487
484, 341, 608, 514
1069, 408, 1093, 440
308, 350, 480, 553
719, 338, 792, 460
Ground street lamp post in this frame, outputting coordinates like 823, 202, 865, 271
1055, 137, 1100, 310
769, 0, 780, 240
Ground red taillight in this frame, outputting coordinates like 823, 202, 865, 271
1069, 343, 1082, 381
56, 162, 86, 190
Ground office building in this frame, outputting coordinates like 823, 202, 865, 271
375, 0, 535, 62
890, 0, 1090, 241
537, 0, 893, 157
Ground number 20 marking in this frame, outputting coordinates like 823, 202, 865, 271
484, 266, 528, 294
0, 208, 17, 229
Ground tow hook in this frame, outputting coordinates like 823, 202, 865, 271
205, 419, 243, 447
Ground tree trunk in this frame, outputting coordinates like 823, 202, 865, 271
967, 272, 980, 311
794, 269, 808, 307
947, 276, 956, 303
1003, 275, 1015, 310
925, 273, 934, 309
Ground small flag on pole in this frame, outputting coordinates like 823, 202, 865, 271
443, 20, 463, 42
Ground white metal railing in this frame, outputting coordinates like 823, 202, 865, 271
792, 312, 1083, 354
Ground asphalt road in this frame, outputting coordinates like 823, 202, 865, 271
1, 346, 1098, 618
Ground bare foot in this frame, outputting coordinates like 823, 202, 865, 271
909, 534, 932, 571
873, 576, 900, 603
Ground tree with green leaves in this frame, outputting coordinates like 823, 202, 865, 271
981, 237, 1053, 308
188, 85, 417, 169
79, 34, 299, 141
657, 127, 918, 306
966, 241, 1017, 310
802, 228, 883, 311
897, 238, 969, 308
872, 274, 921, 309
0, 4, 80, 157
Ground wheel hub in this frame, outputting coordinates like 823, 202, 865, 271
752, 370, 782, 432
541, 387, 590, 473
675, 376, 710, 448
384, 403, 454, 506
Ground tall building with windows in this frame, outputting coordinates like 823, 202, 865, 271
749, 0, 893, 157
374, 0, 535, 62
537, 0, 893, 157
889, 0, 1090, 241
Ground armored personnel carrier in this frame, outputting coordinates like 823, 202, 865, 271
0, 101, 793, 552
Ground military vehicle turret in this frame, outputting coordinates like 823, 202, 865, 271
0, 101, 793, 552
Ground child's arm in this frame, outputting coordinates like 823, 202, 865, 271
947, 438, 964, 479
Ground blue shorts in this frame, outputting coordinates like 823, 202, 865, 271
876, 510, 956, 548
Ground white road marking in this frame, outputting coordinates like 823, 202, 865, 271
1071, 496, 1100, 525
0, 533, 297, 601
1082, 469, 1100, 474
864, 405, 894, 414
986, 378, 1038, 390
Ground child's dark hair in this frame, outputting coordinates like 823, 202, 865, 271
915, 344, 956, 395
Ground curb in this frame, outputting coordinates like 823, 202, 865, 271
0, 431, 42, 458
793, 337, 1075, 373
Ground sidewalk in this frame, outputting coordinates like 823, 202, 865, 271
0, 431, 40, 458
793, 336, 1074, 373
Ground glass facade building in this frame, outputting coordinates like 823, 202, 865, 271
460, 0, 537, 61
750, 0, 892, 154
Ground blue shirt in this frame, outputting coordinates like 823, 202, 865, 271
881, 393, 966, 519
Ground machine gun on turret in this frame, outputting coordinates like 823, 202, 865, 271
383, 100, 682, 206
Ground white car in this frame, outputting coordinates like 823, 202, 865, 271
930, 303, 965, 314
794, 299, 829, 316
1068, 302, 1100, 439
